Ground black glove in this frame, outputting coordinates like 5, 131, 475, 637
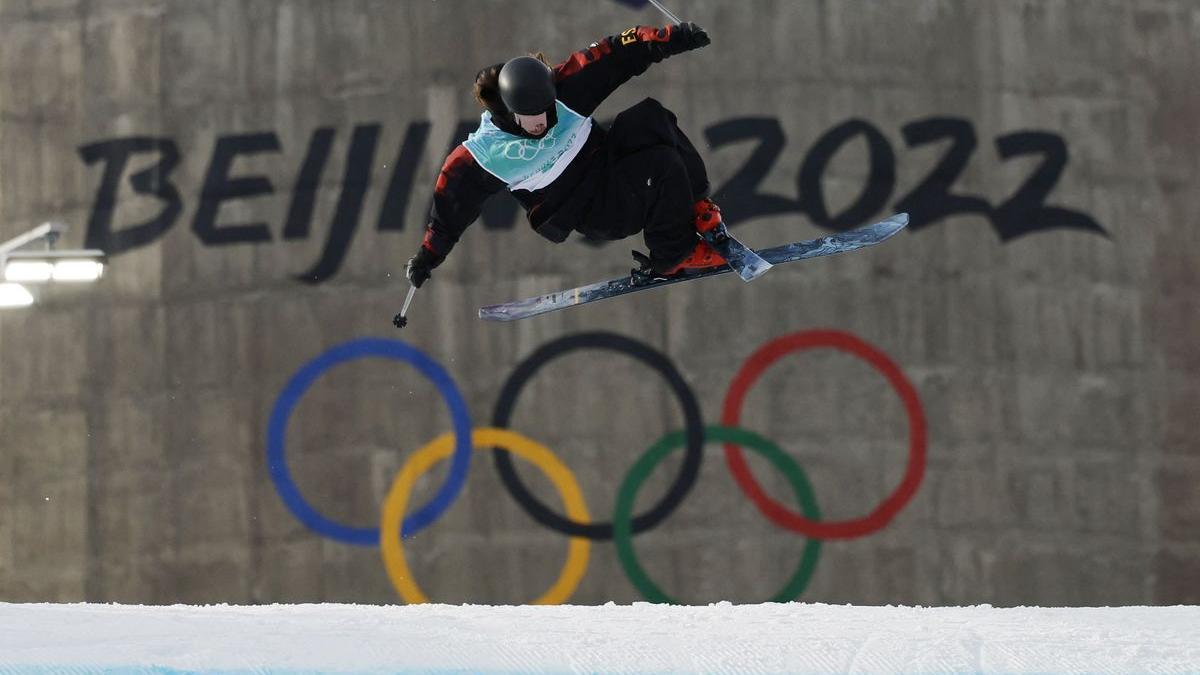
405, 246, 444, 288
671, 22, 710, 53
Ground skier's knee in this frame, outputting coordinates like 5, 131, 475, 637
630, 97, 679, 120
632, 97, 664, 111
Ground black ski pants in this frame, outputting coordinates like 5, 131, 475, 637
577, 98, 710, 271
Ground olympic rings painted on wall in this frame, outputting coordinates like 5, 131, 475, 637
491, 332, 705, 540
267, 329, 928, 603
381, 428, 591, 604
613, 426, 823, 604
267, 337, 473, 545
722, 330, 927, 540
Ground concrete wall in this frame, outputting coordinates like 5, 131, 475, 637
1, 0, 1197, 606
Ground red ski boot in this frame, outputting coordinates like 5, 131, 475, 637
693, 198, 723, 235
659, 199, 728, 275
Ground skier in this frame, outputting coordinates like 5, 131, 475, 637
404, 22, 727, 291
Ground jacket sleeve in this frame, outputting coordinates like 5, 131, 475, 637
553, 25, 696, 117
420, 144, 506, 258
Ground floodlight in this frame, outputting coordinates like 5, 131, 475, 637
0, 221, 107, 308
0, 282, 34, 308
3, 250, 106, 283
4, 259, 54, 282
52, 259, 105, 282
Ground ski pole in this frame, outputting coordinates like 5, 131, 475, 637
393, 284, 417, 329
646, 0, 683, 25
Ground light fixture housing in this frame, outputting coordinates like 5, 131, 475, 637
0, 222, 107, 309
3, 249, 106, 283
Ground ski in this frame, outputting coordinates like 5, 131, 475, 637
478, 212, 909, 322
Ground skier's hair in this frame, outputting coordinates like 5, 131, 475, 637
474, 52, 551, 115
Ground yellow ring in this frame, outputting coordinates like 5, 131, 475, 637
381, 427, 591, 604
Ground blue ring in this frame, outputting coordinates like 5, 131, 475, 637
267, 337, 472, 545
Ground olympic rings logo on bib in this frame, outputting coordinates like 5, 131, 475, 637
500, 130, 559, 161
267, 330, 927, 604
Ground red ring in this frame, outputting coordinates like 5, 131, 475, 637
721, 330, 926, 540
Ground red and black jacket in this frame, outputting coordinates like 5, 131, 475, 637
420, 25, 699, 260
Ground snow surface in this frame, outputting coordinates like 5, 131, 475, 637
1, 602, 1198, 673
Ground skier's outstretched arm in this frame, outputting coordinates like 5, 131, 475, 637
554, 22, 710, 117
406, 145, 505, 288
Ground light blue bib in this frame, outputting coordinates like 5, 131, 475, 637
462, 100, 592, 192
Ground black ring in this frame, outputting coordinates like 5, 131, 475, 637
491, 332, 704, 540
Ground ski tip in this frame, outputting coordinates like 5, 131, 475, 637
871, 212, 909, 239
478, 306, 511, 322
880, 212, 908, 230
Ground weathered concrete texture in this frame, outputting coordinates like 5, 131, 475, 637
0, 0, 1198, 606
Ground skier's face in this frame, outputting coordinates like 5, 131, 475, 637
514, 112, 548, 136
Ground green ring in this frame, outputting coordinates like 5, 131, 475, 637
613, 425, 823, 604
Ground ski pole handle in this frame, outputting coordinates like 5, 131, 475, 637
646, 0, 683, 25
393, 284, 417, 329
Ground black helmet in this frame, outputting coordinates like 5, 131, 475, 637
498, 56, 555, 115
